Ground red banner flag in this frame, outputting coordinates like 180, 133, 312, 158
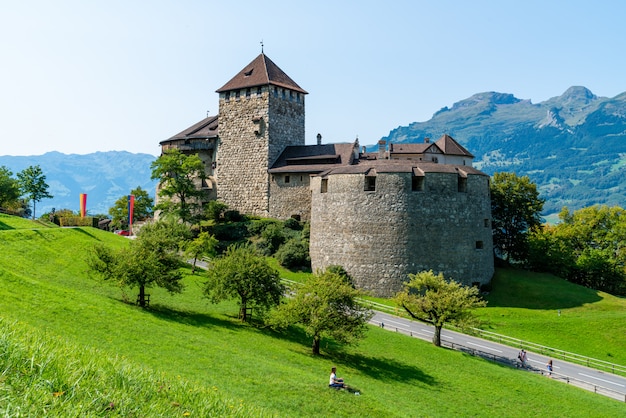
128, 195, 135, 234
79, 194, 87, 218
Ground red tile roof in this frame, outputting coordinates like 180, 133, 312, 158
216, 54, 308, 94
434, 134, 474, 158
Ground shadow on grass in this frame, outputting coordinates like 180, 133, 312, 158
144, 304, 241, 331
485, 268, 603, 310
331, 350, 437, 386
66, 227, 100, 240
257, 325, 436, 387
0, 221, 14, 230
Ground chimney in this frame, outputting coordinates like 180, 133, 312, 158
316, 133, 322, 146
378, 140, 386, 159
424, 137, 430, 143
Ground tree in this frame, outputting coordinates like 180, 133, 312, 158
395, 270, 486, 347
108, 186, 154, 230
528, 205, 626, 295
185, 231, 218, 273
87, 221, 190, 307
17, 165, 53, 219
150, 149, 206, 223
267, 266, 373, 355
203, 244, 283, 321
0, 166, 20, 211
490, 172, 544, 263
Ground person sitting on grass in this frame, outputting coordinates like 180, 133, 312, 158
329, 367, 345, 389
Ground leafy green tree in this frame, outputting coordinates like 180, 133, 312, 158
528, 205, 626, 295
203, 244, 283, 321
0, 166, 20, 210
490, 172, 544, 263
267, 266, 373, 355
87, 221, 190, 307
395, 270, 486, 347
17, 165, 53, 219
108, 186, 154, 230
150, 149, 206, 224
185, 231, 218, 273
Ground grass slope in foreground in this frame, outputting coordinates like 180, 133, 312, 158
0, 216, 624, 416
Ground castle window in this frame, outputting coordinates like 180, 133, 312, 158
289, 91, 293, 101
432, 157, 438, 163
364, 176, 376, 192
273, 87, 278, 97
257, 86, 262, 96
300, 176, 303, 181
484, 219, 490, 228
284, 175, 290, 184
458, 177, 467, 193
475, 241, 484, 250
224, 92, 230, 101
281, 89, 286, 99
235, 90, 240, 101
246, 88, 251, 98
412, 176, 424, 191
296, 93, 301, 103
321, 179, 328, 193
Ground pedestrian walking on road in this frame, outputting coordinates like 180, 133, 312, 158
546, 359, 553, 376
518, 349, 527, 369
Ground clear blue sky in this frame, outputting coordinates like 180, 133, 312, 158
1, 0, 624, 156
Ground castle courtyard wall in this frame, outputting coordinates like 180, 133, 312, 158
269, 173, 312, 220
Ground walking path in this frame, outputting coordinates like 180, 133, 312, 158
371, 311, 626, 402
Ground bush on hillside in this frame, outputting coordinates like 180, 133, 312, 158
275, 238, 310, 269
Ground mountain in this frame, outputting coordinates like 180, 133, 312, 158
381, 86, 626, 218
0, 151, 157, 216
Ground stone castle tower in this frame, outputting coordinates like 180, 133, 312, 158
160, 53, 494, 297
215, 54, 307, 217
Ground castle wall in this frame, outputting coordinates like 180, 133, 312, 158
269, 173, 312, 221
217, 86, 304, 217
309, 170, 494, 297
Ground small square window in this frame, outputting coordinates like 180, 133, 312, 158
484, 219, 490, 228
321, 179, 328, 193
476, 241, 484, 249
364, 176, 376, 192
285, 175, 290, 184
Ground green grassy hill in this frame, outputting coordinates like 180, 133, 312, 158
1, 214, 625, 416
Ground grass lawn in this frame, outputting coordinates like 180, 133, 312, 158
477, 268, 626, 365
1, 215, 625, 416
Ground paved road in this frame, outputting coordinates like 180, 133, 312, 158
371, 311, 626, 402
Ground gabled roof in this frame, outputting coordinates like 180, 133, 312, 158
160, 115, 219, 145
389, 142, 441, 154
434, 134, 474, 158
216, 53, 308, 94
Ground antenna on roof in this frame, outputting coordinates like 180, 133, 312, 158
260, 40, 264, 53
207, 110, 210, 117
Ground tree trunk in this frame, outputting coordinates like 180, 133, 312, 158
433, 325, 442, 347
312, 336, 320, 355
240, 299, 247, 322
32, 200, 36, 220
138, 284, 146, 308
191, 257, 197, 274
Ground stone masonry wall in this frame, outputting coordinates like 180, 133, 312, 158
269, 173, 312, 220
217, 86, 304, 217
310, 171, 494, 297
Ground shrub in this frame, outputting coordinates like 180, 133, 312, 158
275, 239, 310, 269
284, 217, 302, 230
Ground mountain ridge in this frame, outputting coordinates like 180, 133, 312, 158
381, 86, 626, 217
0, 151, 157, 216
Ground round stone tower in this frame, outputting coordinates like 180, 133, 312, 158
309, 163, 494, 297
215, 54, 307, 217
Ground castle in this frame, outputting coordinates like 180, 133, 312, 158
159, 53, 494, 296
